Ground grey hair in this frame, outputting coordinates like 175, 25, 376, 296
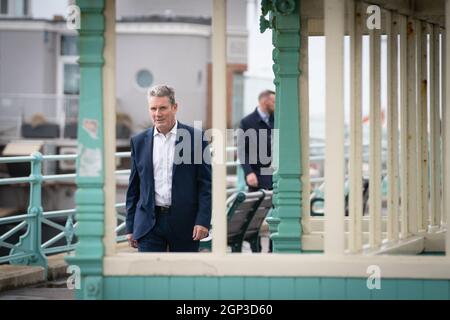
147, 85, 176, 105
258, 89, 275, 102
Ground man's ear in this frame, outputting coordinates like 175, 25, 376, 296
172, 103, 178, 111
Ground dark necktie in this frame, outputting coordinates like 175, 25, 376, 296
269, 114, 274, 129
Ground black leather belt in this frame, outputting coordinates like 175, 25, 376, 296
155, 206, 171, 214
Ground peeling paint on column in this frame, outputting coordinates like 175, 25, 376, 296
83, 118, 99, 139
79, 145, 102, 177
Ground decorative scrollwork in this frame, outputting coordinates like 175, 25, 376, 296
260, 0, 274, 33
260, 15, 271, 33
272, 0, 295, 15
261, 0, 272, 16
64, 215, 75, 244
85, 277, 102, 299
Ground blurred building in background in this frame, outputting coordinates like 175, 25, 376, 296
0, 0, 249, 145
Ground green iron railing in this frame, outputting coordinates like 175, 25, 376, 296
0, 151, 131, 272
0, 148, 244, 273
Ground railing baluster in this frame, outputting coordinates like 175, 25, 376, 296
369, 14, 382, 248
416, 20, 429, 232
444, 0, 450, 255
407, 17, 419, 235
300, 3, 311, 233
430, 24, 442, 231
415, 19, 423, 231
386, 11, 400, 242
9, 152, 47, 274
348, 0, 363, 253
399, 14, 409, 239
442, 26, 447, 228
419, 22, 429, 231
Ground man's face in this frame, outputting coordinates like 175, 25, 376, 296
148, 96, 178, 134
266, 94, 275, 115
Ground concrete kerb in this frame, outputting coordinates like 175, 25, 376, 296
0, 253, 68, 292
0, 243, 133, 292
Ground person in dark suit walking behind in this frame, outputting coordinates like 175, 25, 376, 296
125, 85, 211, 252
238, 89, 275, 192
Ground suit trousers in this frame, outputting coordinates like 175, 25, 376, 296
137, 211, 199, 252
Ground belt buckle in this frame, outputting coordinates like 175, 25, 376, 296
159, 205, 170, 214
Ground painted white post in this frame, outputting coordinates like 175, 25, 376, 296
386, 11, 400, 242
430, 24, 442, 231
421, 21, 430, 231
442, 27, 447, 227
369, 22, 382, 247
399, 14, 409, 238
407, 16, 419, 235
212, 0, 227, 255
416, 20, 429, 232
324, 0, 345, 254
300, 6, 311, 234
444, 0, 450, 256
103, 0, 116, 256
348, 0, 363, 252
430, 25, 440, 228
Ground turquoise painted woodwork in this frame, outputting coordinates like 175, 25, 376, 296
263, 3, 281, 240
9, 152, 47, 274
65, 0, 105, 300
194, 277, 220, 300
294, 278, 321, 299
102, 276, 450, 300
244, 277, 270, 299
270, 277, 295, 299
261, 0, 302, 253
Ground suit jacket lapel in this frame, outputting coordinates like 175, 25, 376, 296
144, 128, 155, 193
172, 121, 183, 178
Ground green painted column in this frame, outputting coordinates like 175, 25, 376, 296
65, 0, 105, 300
261, 0, 302, 253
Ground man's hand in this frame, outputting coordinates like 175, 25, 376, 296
246, 172, 258, 187
192, 225, 209, 241
126, 233, 138, 248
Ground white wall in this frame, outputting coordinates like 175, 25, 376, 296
116, 32, 209, 131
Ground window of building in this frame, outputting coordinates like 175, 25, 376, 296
59, 34, 80, 96
63, 63, 80, 95
0, 0, 8, 15
61, 35, 79, 56
14, 0, 24, 16
58, 34, 80, 126
136, 69, 154, 89
23, 0, 28, 16
231, 73, 244, 129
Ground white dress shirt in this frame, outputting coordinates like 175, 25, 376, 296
257, 106, 270, 125
153, 121, 177, 206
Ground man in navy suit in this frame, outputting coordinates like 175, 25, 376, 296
125, 85, 211, 252
238, 90, 275, 192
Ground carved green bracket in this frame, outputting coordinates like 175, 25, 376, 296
65, 0, 105, 300
261, 0, 302, 253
